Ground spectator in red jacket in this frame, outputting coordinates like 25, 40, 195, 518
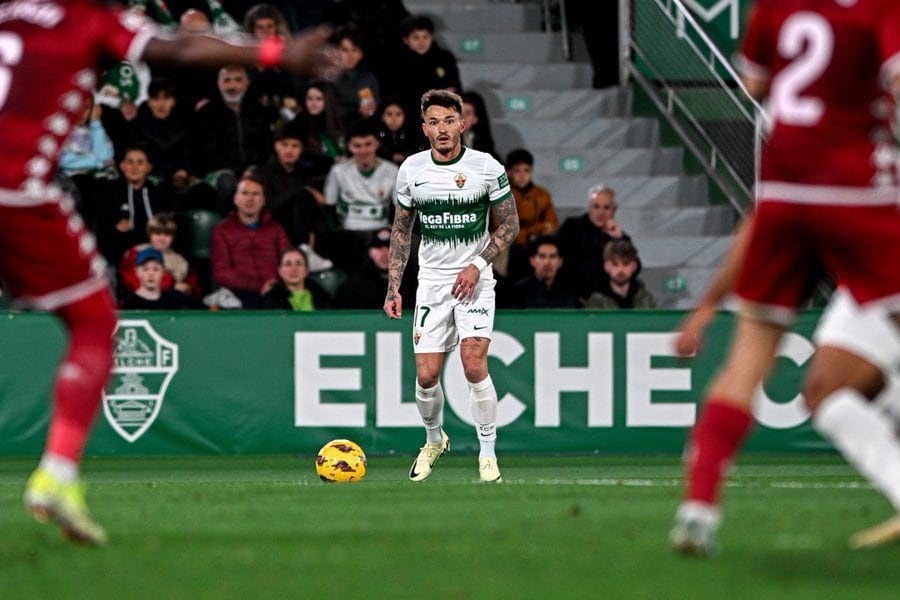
210, 173, 291, 308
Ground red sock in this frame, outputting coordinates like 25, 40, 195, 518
46, 290, 116, 462
685, 398, 753, 505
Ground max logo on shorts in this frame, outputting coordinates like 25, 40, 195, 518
467, 308, 489, 316
102, 320, 178, 443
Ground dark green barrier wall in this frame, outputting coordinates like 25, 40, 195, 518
0, 310, 827, 456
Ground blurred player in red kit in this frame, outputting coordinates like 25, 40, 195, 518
670, 0, 900, 554
0, 0, 338, 544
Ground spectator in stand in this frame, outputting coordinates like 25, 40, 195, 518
58, 97, 116, 228
119, 213, 197, 299
163, 9, 219, 112
333, 25, 381, 129
242, 4, 303, 121
193, 65, 278, 216
254, 122, 334, 271
120, 247, 190, 310
210, 174, 291, 308
322, 121, 399, 273
500, 148, 559, 282
394, 16, 462, 117
461, 92, 496, 158
557, 183, 629, 299
129, 77, 192, 194
291, 80, 345, 160
585, 240, 656, 309
374, 97, 419, 166
333, 226, 415, 309
511, 236, 579, 309
262, 247, 331, 310
96, 143, 171, 266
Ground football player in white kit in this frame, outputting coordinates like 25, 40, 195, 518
384, 89, 519, 482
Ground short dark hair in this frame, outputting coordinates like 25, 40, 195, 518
147, 213, 177, 236
238, 172, 267, 195
603, 239, 639, 263
274, 121, 304, 143
243, 3, 289, 36
336, 23, 365, 50
148, 77, 176, 99
421, 89, 462, 119
529, 235, 561, 257
506, 149, 533, 168
402, 15, 434, 36
122, 141, 150, 160
347, 120, 378, 142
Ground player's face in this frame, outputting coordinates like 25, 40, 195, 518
381, 104, 405, 132
530, 244, 562, 281
588, 191, 616, 228
252, 18, 278, 40
305, 87, 325, 115
147, 93, 175, 119
338, 39, 364, 70
604, 257, 638, 286
149, 231, 173, 251
349, 135, 378, 167
137, 261, 164, 291
234, 180, 265, 221
275, 138, 303, 166
508, 164, 532, 189
279, 250, 308, 286
120, 151, 152, 185
218, 69, 249, 104
404, 29, 433, 55
422, 105, 464, 157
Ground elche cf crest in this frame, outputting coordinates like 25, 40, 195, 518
102, 320, 178, 443
454, 172, 467, 189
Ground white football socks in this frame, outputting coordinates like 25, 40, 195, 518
469, 375, 498, 459
814, 388, 900, 511
415, 380, 445, 444
41, 452, 79, 484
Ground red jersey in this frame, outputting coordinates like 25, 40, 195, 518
737, 0, 900, 204
0, 0, 157, 202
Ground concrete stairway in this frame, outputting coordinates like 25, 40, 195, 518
407, 0, 735, 308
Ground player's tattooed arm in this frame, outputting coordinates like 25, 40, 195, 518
480, 196, 520, 264
387, 205, 416, 297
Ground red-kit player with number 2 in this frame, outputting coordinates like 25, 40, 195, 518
0, 0, 338, 545
670, 0, 900, 555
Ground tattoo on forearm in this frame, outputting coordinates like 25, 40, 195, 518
480, 197, 520, 264
387, 207, 415, 297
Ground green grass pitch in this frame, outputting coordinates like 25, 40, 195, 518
2, 454, 900, 599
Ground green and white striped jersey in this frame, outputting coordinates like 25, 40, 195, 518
324, 159, 399, 231
396, 147, 512, 284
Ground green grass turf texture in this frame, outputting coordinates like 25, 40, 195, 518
2, 455, 900, 599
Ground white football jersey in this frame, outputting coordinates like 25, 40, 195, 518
396, 147, 511, 284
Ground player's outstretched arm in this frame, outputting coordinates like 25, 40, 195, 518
140, 26, 338, 78
674, 215, 753, 356
384, 205, 416, 319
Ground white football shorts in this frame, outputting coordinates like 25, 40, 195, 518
412, 279, 496, 353
813, 287, 900, 374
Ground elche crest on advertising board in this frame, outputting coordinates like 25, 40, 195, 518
102, 320, 178, 443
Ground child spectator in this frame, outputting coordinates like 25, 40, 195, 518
322, 121, 399, 272
333, 24, 381, 128
130, 77, 192, 193
262, 247, 331, 310
254, 123, 333, 271
242, 3, 303, 121
120, 247, 189, 310
585, 239, 657, 309
501, 148, 560, 282
291, 80, 345, 160
96, 143, 171, 265
119, 213, 197, 298
394, 16, 461, 116
374, 97, 418, 165
461, 91, 496, 157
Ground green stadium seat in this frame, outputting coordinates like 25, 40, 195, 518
311, 268, 347, 298
180, 210, 220, 261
